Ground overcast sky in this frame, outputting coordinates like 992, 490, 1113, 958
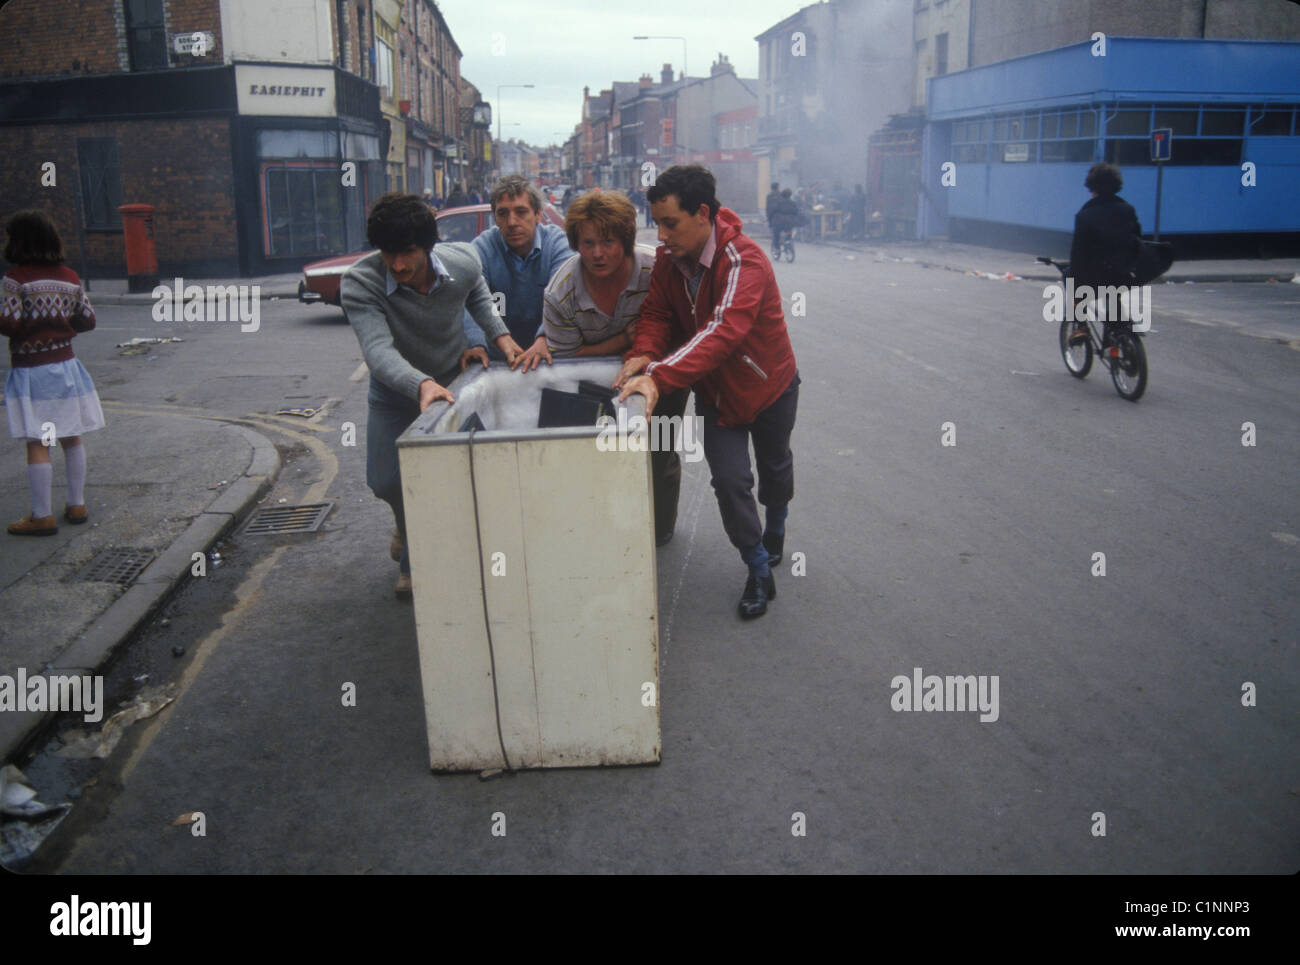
435, 0, 807, 147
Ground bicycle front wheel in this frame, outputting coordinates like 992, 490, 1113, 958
785, 242, 795, 263
1110, 333, 1148, 402
1059, 318, 1092, 378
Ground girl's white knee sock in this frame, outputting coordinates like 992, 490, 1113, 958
65, 443, 87, 507
27, 462, 53, 518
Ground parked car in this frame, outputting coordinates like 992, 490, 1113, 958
298, 201, 565, 306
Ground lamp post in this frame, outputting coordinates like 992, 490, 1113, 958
496, 83, 535, 158
632, 35, 687, 79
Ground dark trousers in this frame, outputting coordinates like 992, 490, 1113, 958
695, 373, 799, 561
651, 387, 689, 541
366, 371, 455, 574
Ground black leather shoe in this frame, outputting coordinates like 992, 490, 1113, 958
762, 530, 784, 567
738, 570, 776, 619
656, 529, 674, 547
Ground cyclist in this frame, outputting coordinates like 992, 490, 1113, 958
765, 181, 782, 237
770, 188, 800, 257
1068, 162, 1141, 352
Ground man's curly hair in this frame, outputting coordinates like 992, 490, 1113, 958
365, 193, 439, 252
1084, 162, 1123, 196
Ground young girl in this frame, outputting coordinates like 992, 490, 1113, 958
2, 210, 105, 536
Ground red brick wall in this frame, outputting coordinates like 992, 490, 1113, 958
0, 0, 226, 79
0, 0, 121, 78
0, 119, 237, 275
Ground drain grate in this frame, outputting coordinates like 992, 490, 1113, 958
76, 548, 155, 585
242, 502, 333, 536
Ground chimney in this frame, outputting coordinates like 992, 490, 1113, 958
661, 63, 674, 85
583, 85, 590, 100
639, 73, 653, 88
710, 53, 734, 76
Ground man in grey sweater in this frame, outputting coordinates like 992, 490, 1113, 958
342, 192, 523, 598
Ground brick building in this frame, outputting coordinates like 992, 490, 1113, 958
0, 0, 472, 278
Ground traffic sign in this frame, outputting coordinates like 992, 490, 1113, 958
1150, 127, 1172, 162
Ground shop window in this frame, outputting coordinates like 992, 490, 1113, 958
77, 138, 123, 229
1105, 140, 1149, 167
1153, 109, 1198, 135
1107, 109, 1150, 136
1201, 109, 1245, 136
262, 163, 345, 257
256, 130, 338, 159
1250, 106, 1295, 135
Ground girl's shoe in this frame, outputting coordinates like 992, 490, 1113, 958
8, 514, 57, 536
64, 505, 88, 524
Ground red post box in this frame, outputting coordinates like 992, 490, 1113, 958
118, 204, 159, 293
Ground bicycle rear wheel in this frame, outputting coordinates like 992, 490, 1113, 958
1059, 318, 1092, 378
1110, 333, 1148, 401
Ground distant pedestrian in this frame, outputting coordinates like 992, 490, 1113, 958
422, 188, 436, 208
847, 184, 867, 240
2, 210, 105, 537
446, 182, 470, 207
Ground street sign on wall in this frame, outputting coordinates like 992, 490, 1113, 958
1150, 127, 1172, 162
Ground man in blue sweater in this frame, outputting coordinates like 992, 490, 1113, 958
463, 175, 573, 372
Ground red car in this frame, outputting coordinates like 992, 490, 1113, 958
298, 202, 565, 306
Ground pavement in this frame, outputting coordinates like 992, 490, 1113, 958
2, 235, 1297, 764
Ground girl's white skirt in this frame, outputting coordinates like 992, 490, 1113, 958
5, 359, 106, 440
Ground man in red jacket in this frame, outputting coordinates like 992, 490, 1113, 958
616, 165, 799, 619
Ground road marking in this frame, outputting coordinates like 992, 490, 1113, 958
92, 404, 340, 784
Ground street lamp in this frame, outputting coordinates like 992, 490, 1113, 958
633, 35, 687, 79
496, 83, 535, 153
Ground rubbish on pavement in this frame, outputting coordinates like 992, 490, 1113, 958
275, 406, 320, 418
116, 336, 183, 356
965, 270, 1022, 281
0, 765, 72, 867
56, 683, 178, 759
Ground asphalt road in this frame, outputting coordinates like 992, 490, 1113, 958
24, 250, 1300, 873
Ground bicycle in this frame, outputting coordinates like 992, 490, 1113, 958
770, 226, 797, 263
1038, 257, 1148, 402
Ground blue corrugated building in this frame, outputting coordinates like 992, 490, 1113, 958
919, 38, 1300, 245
